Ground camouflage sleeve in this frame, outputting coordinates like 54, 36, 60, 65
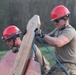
34, 44, 50, 74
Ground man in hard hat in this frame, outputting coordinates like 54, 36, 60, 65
2, 25, 50, 75
35, 5, 76, 75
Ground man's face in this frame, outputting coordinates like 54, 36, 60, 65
5, 38, 14, 48
54, 18, 66, 30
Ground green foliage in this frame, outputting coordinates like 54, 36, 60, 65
0, 0, 76, 52
39, 46, 56, 66
0, 51, 8, 59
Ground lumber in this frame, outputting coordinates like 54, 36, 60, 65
11, 14, 41, 75
25, 59, 41, 75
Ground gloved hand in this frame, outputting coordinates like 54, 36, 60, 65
34, 28, 45, 38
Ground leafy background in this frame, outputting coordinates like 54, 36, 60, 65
0, 0, 76, 50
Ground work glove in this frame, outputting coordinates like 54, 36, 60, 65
34, 28, 45, 38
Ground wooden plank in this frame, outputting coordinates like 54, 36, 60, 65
25, 59, 41, 75
11, 14, 41, 75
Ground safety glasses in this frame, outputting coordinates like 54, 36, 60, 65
54, 17, 64, 23
6, 38, 12, 42
54, 18, 61, 23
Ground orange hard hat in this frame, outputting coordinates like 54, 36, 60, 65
2, 25, 21, 40
50, 5, 70, 21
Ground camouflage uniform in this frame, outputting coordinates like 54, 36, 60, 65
48, 63, 76, 75
34, 44, 50, 75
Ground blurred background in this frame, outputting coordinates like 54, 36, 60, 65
0, 0, 76, 51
